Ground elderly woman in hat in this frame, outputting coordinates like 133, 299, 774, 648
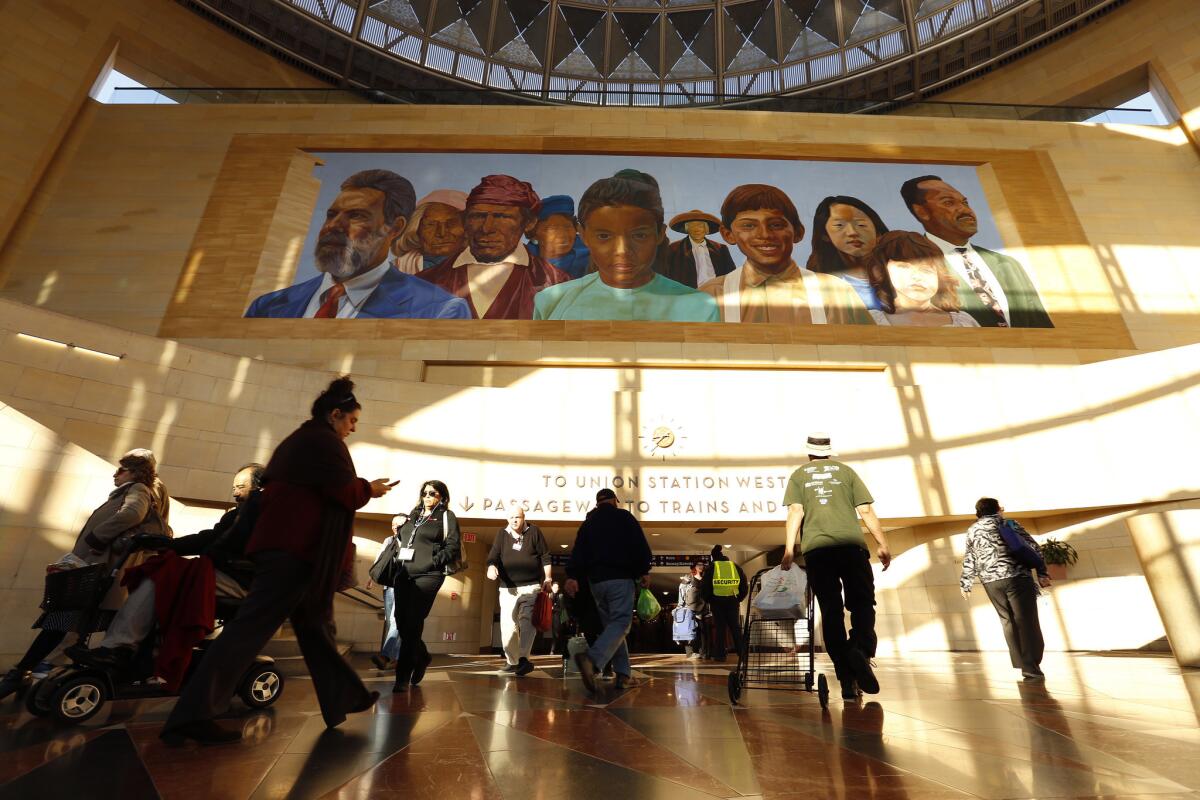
662, 208, 737, 288
392, 189, 468, 275
0, 448, 170, 700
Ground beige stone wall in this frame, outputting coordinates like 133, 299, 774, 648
0, 0, 324, 266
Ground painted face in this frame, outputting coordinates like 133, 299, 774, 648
825, 203, 878, 260
581, 204, 663, 289
315, 188, 399, 280
914, 180, 978, 243
532, 214, 576, 260
231, 468, 257, 502
417, 202, 465, 259
464, 203, 530, 263
721, 209, 797, 273
684, 220, 710, 242
329, 408, 359, 439
887, 259, 940, 310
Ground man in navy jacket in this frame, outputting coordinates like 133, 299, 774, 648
245, 169, 469, 320
564, 488, 652, 694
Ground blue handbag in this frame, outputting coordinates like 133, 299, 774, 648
997, 519, 1045, 571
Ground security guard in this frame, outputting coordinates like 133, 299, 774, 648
700, 545, 748, 662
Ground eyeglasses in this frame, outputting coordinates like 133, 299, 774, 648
421, 490, 440, 497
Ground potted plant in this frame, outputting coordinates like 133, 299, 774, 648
1039, 538, 1078, 580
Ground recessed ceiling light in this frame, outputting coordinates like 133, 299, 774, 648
724, 543, 733, 547
651, 533, 662, 536
559, 544, 568, 549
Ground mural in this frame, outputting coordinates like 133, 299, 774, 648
244, 152, 1053, 328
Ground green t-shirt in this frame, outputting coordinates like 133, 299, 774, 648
782, 459, 873, 554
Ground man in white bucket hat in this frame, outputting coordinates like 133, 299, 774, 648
781, 432, 891, 701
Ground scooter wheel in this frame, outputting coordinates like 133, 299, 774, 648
727, 671, 742, 705
817, 673, 829, 708
239, 665, 284, 709
51, 674, 108, 724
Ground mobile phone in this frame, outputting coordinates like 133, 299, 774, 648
386, 479, 401, 487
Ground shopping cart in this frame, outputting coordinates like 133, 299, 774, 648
727, 566, 828, 707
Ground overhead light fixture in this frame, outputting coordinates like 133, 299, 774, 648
559, 544, 568, 549
724, 543, 733, 548
17, 332, 124, 360
651, 533, 662, 537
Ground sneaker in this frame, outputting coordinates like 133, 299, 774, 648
841, 680, 861, 701
514, 658, 535, 677
846, 649, 879, 695
1021, 668, 1046, 682
613, 674, 642, 690
501, 662, 519, 673
574, 652, 598, 695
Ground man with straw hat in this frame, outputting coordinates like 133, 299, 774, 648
662, 209, 736, 288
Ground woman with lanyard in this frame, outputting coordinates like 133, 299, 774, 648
391, 480, 461, 690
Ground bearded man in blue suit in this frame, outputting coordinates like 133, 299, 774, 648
245, 169, 470, 320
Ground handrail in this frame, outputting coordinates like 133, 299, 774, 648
106, 86, 1157, 123
337, 585, 384, 611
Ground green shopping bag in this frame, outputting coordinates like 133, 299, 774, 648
636, 587, 662, 622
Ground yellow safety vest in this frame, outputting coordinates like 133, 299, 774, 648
712, 561, 740, 597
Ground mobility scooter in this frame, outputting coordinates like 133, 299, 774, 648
23, 536, 284, 724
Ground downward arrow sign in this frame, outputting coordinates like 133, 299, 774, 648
460, 497, 475, 512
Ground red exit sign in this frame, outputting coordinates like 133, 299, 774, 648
462, 532, 477, 543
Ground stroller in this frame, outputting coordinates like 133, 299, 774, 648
23, 535, 284, 724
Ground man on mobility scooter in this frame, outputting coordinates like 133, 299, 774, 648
28, 464, 285, 723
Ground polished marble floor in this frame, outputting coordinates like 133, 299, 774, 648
2, 651, 1199, 800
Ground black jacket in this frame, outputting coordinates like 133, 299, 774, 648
394, 505, 461, 578
486, 524, 550, 587
700, 556, 748, 603
166, 490, 262, 589
566, 503, 652, 583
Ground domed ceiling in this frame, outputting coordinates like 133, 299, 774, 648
183, 0, 1127, 106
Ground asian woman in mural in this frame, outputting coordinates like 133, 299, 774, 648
805, 196, 890, 311
865, 231, 980, 327
532, 170, 719, 322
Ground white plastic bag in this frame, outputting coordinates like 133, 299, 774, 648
753, 565, 807, 619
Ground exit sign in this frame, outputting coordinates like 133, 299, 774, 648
442, 631, 457, 641
462, 532, 477, 543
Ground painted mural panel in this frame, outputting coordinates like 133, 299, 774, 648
244, 152, 1052, 328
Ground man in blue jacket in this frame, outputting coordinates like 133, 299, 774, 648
564, 488, 652, 694
245, 169, 469, 320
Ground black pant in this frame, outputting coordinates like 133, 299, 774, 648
165, 550, 371, 731
14, 629, 67, 671
805, 545, 876, 683
709, 597, 743, 660
392, 572, 443, 677
983, 574, 1044, 671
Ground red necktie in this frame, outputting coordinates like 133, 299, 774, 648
314, 283, 346, 318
